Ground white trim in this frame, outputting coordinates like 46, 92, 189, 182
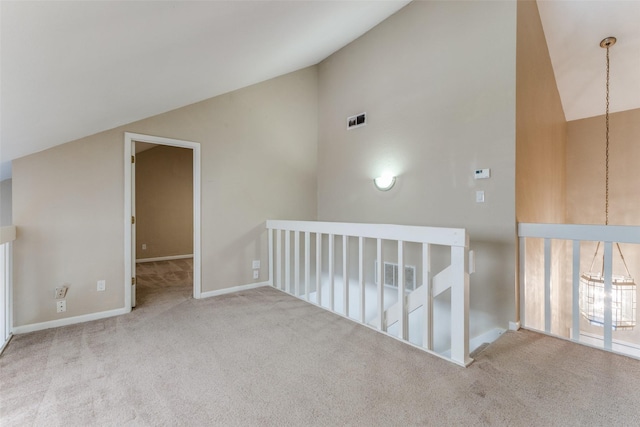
518, 222, 640, 244
524, 326, 640, 362
136, 254, 193, 263
509, 321, 521, 331
469, 327, 505, 351
0, 334, 13, 355
266, 220, 467, 247
124, 132, 202, 307
12, 308, 128, 335
199, 281, 270, 299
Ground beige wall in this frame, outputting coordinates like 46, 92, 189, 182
515, 0, 568, 332
1, 179, 11, 226
13, 134, 124, 324
12, 67, 318, 326
567, 108, 640, 342
317, 0, 517, 336
136, 145, 193, 259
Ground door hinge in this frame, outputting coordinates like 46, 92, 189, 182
132, 277, 136, 285
131, 216, 135, 224
131, 155, 135, 164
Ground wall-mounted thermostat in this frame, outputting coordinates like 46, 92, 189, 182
474, 168, 490, 179
347, 112, 366, 130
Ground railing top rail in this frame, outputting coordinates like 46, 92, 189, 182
518, 223, 640, 244
266, 220, 468, 247
0, 226, 16, 245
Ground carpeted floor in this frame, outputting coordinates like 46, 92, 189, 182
2, 260, 640, 426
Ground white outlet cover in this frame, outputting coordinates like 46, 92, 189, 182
476, 191, 485, 203
54, 286, 68, 299
252, 260, 260, 269
56, 300, 66, 313
97, 280, 106, 291
253, 270, 259, 279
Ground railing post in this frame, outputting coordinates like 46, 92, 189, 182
304, 231, 310, 301
422, 243, 433, 350
343, 235, 349, 317
276, 230, 282, 290
329, 234, 335, 312
450, 244, 470, 366
377, 238, 384, 331
268, 228, 274, 286
294, 231, 300, 296
316, 233, 322, 307
519, 236, 526, 329
604, 241, 613, 350
398, 240, 407, 340
285, 230, 291, 294
544, 238, 551, 333
359, 237, 365, 324
572, 240, 580, 341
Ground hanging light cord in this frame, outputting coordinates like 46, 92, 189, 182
588, 37, 633, 278
605, 42, 610, 226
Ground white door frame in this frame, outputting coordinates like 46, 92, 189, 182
124, 132, 202, 311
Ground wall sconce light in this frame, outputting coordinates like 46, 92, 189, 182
374, 173, 396, 191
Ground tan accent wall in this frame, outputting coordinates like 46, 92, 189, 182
135, 145, 193, 259
317, 0, 517, 336
515, 0, 568, 333
567, 108, 640, 226
567, 108, 640, 343
0, 179, 11, 226
12, 67, 318, 326
516, 0, 566, 224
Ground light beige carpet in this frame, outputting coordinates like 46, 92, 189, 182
2, 261, 640, 426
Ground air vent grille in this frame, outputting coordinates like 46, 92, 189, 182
375, 261, 416, 291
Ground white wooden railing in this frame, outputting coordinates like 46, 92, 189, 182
518, 223, 640, 358
0, 226, 16, 353
266, 220, 472, 366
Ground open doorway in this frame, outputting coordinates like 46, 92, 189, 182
135, 142, 193, 307
124, 133, 201, 312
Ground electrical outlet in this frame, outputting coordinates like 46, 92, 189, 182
253, 270, 259, 280
252, 260, 260, 269
142, 243, 147, 250
56, 300, 66, 313
54, 286, 68, 299
97, 280, 106, 291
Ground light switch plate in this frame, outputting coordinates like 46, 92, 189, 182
252, 260, 260, 269
476, 191, 485, 203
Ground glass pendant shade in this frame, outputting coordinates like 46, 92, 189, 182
580, 272, 636, 330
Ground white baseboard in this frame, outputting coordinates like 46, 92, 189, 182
0, 334, 13, 355
470, 327, 506, 352
136, 254, 193, 263
12, 307, 129, 335
198, 281, 269, 299
509, 321, 521, 331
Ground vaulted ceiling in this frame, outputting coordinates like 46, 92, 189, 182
1, 1, 639, 180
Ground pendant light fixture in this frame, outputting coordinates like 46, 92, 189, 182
579, 37, 636, 331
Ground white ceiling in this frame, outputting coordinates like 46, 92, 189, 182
0, 0, 410, 178
537, 0, 640, 122
1, 1, 639, 180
